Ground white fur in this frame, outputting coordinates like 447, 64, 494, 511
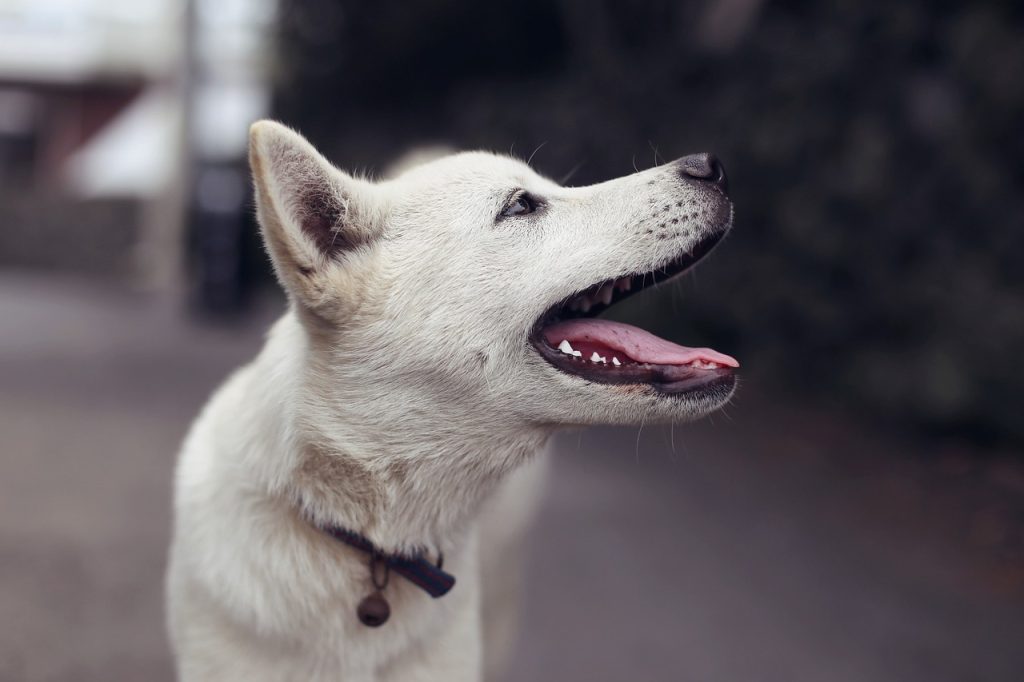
167, 121, 734, 681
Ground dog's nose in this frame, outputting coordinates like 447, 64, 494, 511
677, 153, 728, 192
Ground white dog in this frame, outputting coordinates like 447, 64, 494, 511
166, 121, 738, 681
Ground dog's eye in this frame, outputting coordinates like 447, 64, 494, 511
500, 192, 538, 218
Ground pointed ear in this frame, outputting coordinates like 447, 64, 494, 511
248, 120, 380, 309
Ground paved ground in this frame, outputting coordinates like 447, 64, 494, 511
1, 272, 1022, 681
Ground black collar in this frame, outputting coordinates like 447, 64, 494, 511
322, 525, 456, 599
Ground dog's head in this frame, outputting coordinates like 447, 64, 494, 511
249, 121, 737, 430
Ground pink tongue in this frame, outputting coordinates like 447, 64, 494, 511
543, 318, 739, 367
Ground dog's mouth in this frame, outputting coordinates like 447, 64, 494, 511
530, 231, 738, 396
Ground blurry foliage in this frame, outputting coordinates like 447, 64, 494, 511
273, 0, 1024, 447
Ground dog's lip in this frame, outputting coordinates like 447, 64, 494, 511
532, 335, 736, 394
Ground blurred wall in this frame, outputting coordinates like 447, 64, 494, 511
270, 0, 1024, 448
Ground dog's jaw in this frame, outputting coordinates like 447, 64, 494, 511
526, 223, 738, 405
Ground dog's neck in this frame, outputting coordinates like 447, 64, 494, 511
250, 312, 551, 557
293, 418, 548, 557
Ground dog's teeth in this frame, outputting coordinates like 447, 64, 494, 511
572, 350, 582, 357
622, 278, 632, 291
599, 285, 614, 305
599, 355, 607, 363
612, 356, 621, 366
616, 277, 631, 292
590, 352, 606, 363
558, 339, 575, 355
579, 298, 592, 313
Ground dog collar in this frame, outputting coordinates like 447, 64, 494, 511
321, 525, 456, 627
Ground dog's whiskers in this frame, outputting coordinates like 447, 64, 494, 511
635, 418, 646, 464
559, 160, 585, 186
648, 140, 665, 167
527, 141, 548, 167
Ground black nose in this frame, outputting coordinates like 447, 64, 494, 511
678, 153, 728, 192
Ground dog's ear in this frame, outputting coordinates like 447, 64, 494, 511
248, 120, 380, 312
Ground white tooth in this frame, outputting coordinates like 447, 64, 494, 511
572, 350, 582, 357
558, 339, 575, 355
612, 357, 621, 366
599, 285, 613, 305
590, 352, 602, 363
599, 355, 608, 363
579, 298, 592, 313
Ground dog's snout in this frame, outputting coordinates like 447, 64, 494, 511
677, 153, 728, 192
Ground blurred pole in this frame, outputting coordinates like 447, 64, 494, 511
134, 0, 193, 303
186, 0, 275, 315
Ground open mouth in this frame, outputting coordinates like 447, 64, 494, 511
530, 231, 738, 396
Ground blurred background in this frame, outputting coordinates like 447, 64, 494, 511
1, 0, 1022, 680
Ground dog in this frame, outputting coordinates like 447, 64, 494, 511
166, 120, 738, 681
